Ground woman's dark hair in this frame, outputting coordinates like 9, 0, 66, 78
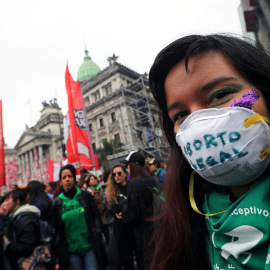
102, 168, 111, 183
59, 164, 77, 182
53, 181, 61, 199
4, 188, 28, 205
27, 180, 52, 209
129, 163, 149, 181
149, 34, 270, 270
86, 174, 97, 186
48, 182, 57, 190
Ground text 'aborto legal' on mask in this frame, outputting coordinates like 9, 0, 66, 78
176, 107, 270, 186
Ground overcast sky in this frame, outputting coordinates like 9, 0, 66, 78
0, 0, 243, 148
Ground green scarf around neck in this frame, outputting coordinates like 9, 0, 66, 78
202, 174, 270, 269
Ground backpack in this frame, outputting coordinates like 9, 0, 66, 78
13, 213, 52, 270
14, 212, 54, 244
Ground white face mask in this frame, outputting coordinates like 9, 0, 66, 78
176, 107, 270, 186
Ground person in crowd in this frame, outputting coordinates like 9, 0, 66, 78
148, 159, 168, 187
1, 189, 40, 270
78, 168, 89, 189
0, 197, 6, 270
119, 151, 158, 269
45, 182, 57, 199
162, 162, 168, 172
9, 184, 19, 191
84, 174, 104, 219
101, 168, 114, 246
53, 164, 107, 270
98, 174, 103, 184
27, 180, 54, 270
144, 154, 155, 177
27, 180, 53, 228
106, 164, 135, 270
53, 180, 61, 199
148, 34, 270, 269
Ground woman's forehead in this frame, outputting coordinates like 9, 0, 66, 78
165, 52, 241, 105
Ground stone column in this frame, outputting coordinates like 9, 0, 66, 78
39, 145, 44, 175
51, 140, 57, 161
29, 149, 33, 179
22, 153, 26, 179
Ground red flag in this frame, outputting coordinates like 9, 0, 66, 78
94, 153, 100, 171
48, 159, 61, 182
0, 100, 6, 186
65, 65, 95, 169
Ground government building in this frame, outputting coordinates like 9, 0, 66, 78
12, 50, 168, 182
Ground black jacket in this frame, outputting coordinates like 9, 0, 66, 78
4, 204, 40, 270
53, 190, 107, 270
0, 215, 5, 270
122, 176, 158, 269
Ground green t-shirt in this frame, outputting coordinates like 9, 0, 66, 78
202, 174, 270, 270
59, 187, 91, 254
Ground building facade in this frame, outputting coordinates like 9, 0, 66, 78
239, 0, 270, 51
78, 52, 168, 163
15, 101, 64, 180
9, 50, 168, 182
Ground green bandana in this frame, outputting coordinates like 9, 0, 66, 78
90, 183, 101, 192
4, 206, 21, 236
154, 167, 162, 177
202, 174, 270, 269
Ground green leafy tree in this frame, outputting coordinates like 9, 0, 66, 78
96, 139, 124, 170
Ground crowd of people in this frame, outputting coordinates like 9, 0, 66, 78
0, 151, 168, 270
1, 32, 270, 270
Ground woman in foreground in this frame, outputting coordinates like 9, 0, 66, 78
53, 164, 107, 270
149, 34, 270, 270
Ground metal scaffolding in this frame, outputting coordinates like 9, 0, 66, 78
114, 75, 169, 161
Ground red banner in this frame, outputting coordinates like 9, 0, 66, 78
48, 159, 61, 182
0, 100, 6, 186
65, 65, 95, 169
94, 153, 100, 171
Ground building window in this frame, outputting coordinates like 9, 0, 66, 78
99, 118, 104, 127
103, 83, 112, 96
92, 90, 101, 103
111, 112, 116, 122
89, 124, 92, 132
114, 133, 120, 141
92, 143, 96, 153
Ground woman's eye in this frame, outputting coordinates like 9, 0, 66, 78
172, 111, 189, 125
208, 83, 244, 107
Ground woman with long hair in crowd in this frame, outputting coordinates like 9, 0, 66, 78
27, 180, 53, 227
84, 174, 104, 220
106, 164, 135, 270
27, 180, 55, 270
119, 151, 158, 269
53, 164, 107, 270
149, 34, 270, 269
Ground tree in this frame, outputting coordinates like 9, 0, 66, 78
96, 139, 124, 170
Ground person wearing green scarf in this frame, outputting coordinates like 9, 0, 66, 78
148, 34, 270, 270
53, 164, 107, 270
149, 159, 168, 187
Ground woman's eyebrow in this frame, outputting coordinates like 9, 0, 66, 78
201, 76, 238, 92
167, 76, 238, 113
